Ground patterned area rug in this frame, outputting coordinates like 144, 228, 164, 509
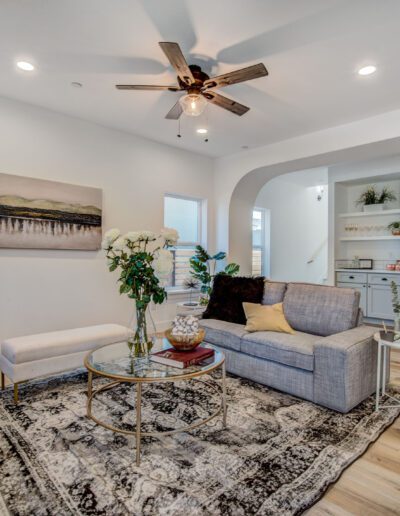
0, 371, 399, 516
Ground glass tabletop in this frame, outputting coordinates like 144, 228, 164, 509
85, 339, 224, 381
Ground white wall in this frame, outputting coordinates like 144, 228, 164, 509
0, 97, 215, 340
214, 109, 400, 272
255, 170, 328, 283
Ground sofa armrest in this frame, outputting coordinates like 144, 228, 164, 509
313, 325, 378, 412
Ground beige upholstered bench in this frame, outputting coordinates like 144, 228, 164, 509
0, 324, 130, 403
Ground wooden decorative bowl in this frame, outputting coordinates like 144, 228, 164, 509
165, 328, 205, 351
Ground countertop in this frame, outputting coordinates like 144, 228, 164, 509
336, 268, 400, 274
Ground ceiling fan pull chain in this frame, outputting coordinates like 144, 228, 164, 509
177, 117, 182, 138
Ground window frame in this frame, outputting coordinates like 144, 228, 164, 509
252, 207, 265, 276
164, 193, 206, 290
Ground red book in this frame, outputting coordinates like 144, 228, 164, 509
150, 347, 214, 369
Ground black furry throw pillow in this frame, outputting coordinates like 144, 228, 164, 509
203, 275, 265, 324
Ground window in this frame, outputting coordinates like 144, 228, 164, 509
164, 194, 204, 288
252, 208, 265, 276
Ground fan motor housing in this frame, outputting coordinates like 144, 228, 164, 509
178, 65, 210, 91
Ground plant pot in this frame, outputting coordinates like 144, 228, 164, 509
391, 229, 400, 236
363, 203, 385, 212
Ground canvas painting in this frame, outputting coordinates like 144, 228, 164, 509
0, 173, 102, 250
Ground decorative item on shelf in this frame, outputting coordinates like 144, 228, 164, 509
336, 258, 373, 270
102, 227, 179, 358
356, 185, 397, 212
182, 277, 200, 306
387, 221, 400, 236
386, 264, 396, 271
165, 315, 205, 351
189, 245, 240, 306
390, 281, 400, 340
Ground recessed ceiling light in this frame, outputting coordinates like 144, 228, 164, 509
71, 82, 83, 88
17, 61, 34, 71
358, 65, 376, 76
196, 128, 208, 134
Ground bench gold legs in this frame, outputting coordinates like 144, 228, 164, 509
14, 383, 19, 405
1, 372, 19, 404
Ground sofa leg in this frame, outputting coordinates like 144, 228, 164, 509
13, 383, 19, 405
1, 372, 4, 390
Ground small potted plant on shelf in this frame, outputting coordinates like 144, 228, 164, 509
356, 185, 397, 212
388, 221, 400, 236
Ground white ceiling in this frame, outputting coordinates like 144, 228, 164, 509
1, 0, 400, 157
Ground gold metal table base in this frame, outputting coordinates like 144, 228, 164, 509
86, 362, 227, 466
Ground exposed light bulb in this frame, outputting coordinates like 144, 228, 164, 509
196, 128, 208, 134
179, 93, 207, 117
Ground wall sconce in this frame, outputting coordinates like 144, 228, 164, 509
316, 185, 324, 201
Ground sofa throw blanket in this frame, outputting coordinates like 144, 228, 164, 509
203, 275, 265, 324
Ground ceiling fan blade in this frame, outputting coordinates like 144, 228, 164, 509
116, 84, 181, 91
158, 42, 195, 85
165, 100, 183, 120
202, 91, 250, 116
202, 63, 268, 91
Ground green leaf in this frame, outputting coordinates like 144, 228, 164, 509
212, 251, 226, 261
224, 263, 240, 276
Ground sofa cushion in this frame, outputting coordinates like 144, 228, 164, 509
241, 331, 319, 371
262, 280, 287, 305
202, 275, 265, 324
200, 319, 248, 352
283, 283, 360, 337
2, 324, 130, 364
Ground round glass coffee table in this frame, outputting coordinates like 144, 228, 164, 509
84, 340, 226, 466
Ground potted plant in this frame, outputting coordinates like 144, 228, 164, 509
388, 221, 400, 236
356, 185, 397, 212
189, 245, 240, 305
102, 227, 178, 357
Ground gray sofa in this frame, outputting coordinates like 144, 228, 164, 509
200, 281, 379, 413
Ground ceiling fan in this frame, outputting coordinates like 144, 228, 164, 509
116, 42, 268, 119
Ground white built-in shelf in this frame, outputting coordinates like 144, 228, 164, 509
338, 208, 400, 218
339, 236, 400, 241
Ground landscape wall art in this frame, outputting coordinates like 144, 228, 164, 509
0, 173, 102, 250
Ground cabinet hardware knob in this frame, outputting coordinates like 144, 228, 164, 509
349, 276, 354, 279
382, 278, 388, 281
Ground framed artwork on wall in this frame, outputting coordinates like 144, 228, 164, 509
0, 173, 102, 250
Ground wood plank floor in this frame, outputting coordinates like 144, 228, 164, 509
307, 349, 400, 515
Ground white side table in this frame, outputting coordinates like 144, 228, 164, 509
374, 331, 400, 411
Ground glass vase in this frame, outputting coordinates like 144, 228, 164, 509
128, 303, 153, 358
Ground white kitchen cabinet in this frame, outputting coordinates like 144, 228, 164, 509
366, 284, 394, 320
336, 271, 398, 321
337, 282, 367, 315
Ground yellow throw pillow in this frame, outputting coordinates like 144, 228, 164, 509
243, 302, 295, 334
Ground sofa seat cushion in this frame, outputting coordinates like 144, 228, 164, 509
241, 331, 319, 371
283, 283, 360, 337
200, 319, 248, 352
2, 324, 130, 364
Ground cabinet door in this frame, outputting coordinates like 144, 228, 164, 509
337, 282, 367, 315
367, 285, 394, 320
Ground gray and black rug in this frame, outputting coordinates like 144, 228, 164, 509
0, 371, 399, 516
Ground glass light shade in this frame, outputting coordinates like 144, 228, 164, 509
179, 93, 207, 117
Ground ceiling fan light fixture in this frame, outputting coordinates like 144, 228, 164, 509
196, 128, 208, 134
179, 93, 207, 117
